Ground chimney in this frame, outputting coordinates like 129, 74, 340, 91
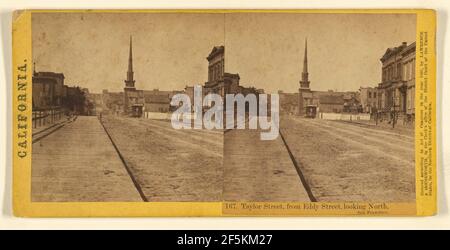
402, 42, 407, 46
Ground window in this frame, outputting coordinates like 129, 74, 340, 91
369, 92, 372, 98
374, 92, 377, 98
407, 89, 411, 109
403, 63, 407, 81
406, 62, 411, 81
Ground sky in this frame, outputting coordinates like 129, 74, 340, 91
32, 12, 416, 94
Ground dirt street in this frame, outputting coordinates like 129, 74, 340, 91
102, 116, 223, 201
280, 115, 415, 202
223, 128, 310, 202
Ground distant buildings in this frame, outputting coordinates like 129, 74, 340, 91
34, 36, 416, 124
278, 91, 298, 115
101, 90, 123, 115
106, 42, 263, 118
143, 91, 171, 113
102, 36, 177, 117
86, 92, 103, 115
106, 37, 264, 117
359, 87, 378, 113
297, 39, 361, 118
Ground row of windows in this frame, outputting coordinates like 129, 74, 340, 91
377, 88, 415, 111
382, 63, 402, 82
403, 59, 415, 81
208, 60, 224, 82
382, 59, 416, 82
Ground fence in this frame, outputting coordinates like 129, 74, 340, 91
143, 111, 199, 120
32, 108, 65, 129
319, 112, 371, 121
143, 111, 171, 120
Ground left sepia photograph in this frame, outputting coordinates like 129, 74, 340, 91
31, 12, 226, 202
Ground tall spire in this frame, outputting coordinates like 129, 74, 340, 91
300, 37, 310, 90
128, 36, 133, 73
303, 38, 308, 74
125, 35, 135, 89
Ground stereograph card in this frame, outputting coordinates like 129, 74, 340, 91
12, 9, 437, 217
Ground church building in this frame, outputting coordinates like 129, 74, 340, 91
297, 39, 361, 117
123, 36, 145, 117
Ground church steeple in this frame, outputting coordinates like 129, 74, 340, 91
125, 35, 135, 89
300, 38, 310, 90
303, 38, 308, 75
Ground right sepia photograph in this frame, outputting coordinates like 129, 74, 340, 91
222, 13, 416, 203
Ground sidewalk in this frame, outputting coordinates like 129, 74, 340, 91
31, 116, 143, 202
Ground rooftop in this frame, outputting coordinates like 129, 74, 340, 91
207, 46, 225, 61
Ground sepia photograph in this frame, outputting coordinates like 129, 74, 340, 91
30, 12, 416, 203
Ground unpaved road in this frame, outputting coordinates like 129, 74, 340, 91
280, 116, 415, 202
223, 128, 310, 202
102, 116, 223, 201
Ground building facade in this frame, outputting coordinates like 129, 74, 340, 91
144, 91, 171, 113
377, 42, 416, 122
32, 66, 89, 115
359, 87, 378, 113
203, 46, 260, 100
32, 71, 65, 109
204, 46, 226, 96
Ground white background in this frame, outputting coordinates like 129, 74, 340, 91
0, 0, 448, 229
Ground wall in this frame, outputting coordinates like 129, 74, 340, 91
319, 103, 343, 113
144, 103, 170, 113
144, 111, 171, 120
